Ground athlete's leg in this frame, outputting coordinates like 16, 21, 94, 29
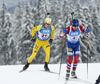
42, 40, 50, 63
66, 42, 73, 80
42, 40, 50, 71
28, 39, 42, 63
73, 42, 80, 70
71, 42, 80, 78
66, 42, 73, 71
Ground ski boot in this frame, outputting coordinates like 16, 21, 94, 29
44, 62, 50, 71
95, 80, 99, 84
23, 62, 30, 71
66, 70, 70, 80
95, 75, 100, 84
71, 68, 77, 79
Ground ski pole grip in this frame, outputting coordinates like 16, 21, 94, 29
71, 12, 74, 15
71, 12, 74, 20
87, 26, 88, 29
47, 13, 50, 15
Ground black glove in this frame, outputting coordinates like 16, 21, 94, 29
49, 39, 53, 44
31, 36, 36, 42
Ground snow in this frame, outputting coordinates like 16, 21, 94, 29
0, 63, 100, 84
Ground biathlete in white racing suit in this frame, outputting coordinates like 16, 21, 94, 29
59, 19, 90, 80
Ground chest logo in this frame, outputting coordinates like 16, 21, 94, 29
71, 32, 78, 35
43, 30, 50, 33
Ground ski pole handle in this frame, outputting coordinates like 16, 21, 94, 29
71, 12, 74, 20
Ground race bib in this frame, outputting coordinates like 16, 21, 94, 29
38, 31, 50, 41
67, 35, 79, 43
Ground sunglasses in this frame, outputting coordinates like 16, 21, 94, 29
73, 26, 78, 28
46, 23, 51, 26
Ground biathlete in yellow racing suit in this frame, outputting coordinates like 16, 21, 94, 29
22, 18, 55, 71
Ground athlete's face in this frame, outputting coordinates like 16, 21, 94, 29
73, 26, 78, 30
44, 23, 51, 29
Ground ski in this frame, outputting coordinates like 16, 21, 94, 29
65, 80, 68, 84
19, 69, 25, 73
64, 77, 92, 84
40, 70, 59, 74
65, 77, 78, 84
19, 69, 59, 74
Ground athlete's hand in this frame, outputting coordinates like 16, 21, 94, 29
49, 39, 53, 44
31, 36, 36, 42
84, 29, 90, 35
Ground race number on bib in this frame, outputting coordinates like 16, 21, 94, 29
68, 35, 79, 42
41, 34, 48, 39
38, 31, 50, 40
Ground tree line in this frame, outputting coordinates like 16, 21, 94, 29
0, 0, 100, 65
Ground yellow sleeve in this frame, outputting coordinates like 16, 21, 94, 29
32, 25, 42, 37
51, 25, 55, 39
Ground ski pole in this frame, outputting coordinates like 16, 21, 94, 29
71, 12, 74, 20
86, 27, 89, 79
58, 36, 65, 79
58, 12, 74, 80
28, 42, 34, 50
70, 12, 74, 25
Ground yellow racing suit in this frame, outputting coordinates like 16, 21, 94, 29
28, 24, 55, 63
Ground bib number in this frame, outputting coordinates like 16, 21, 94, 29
71, 36, 78, 42
41, 34, 48, 39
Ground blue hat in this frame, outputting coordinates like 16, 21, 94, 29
72, 19, 79, 27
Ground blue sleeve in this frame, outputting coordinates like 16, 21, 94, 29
63, 29, 67, 33
86, 29, 90, 33
85, 29, 90, 33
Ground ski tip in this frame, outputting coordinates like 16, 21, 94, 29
19, 70, 24, 73
45, 70, 50, 72
71, 76, 78, 79
47, 13, 50, 15
65, 81, 67, 84
40, 70, 59, 74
